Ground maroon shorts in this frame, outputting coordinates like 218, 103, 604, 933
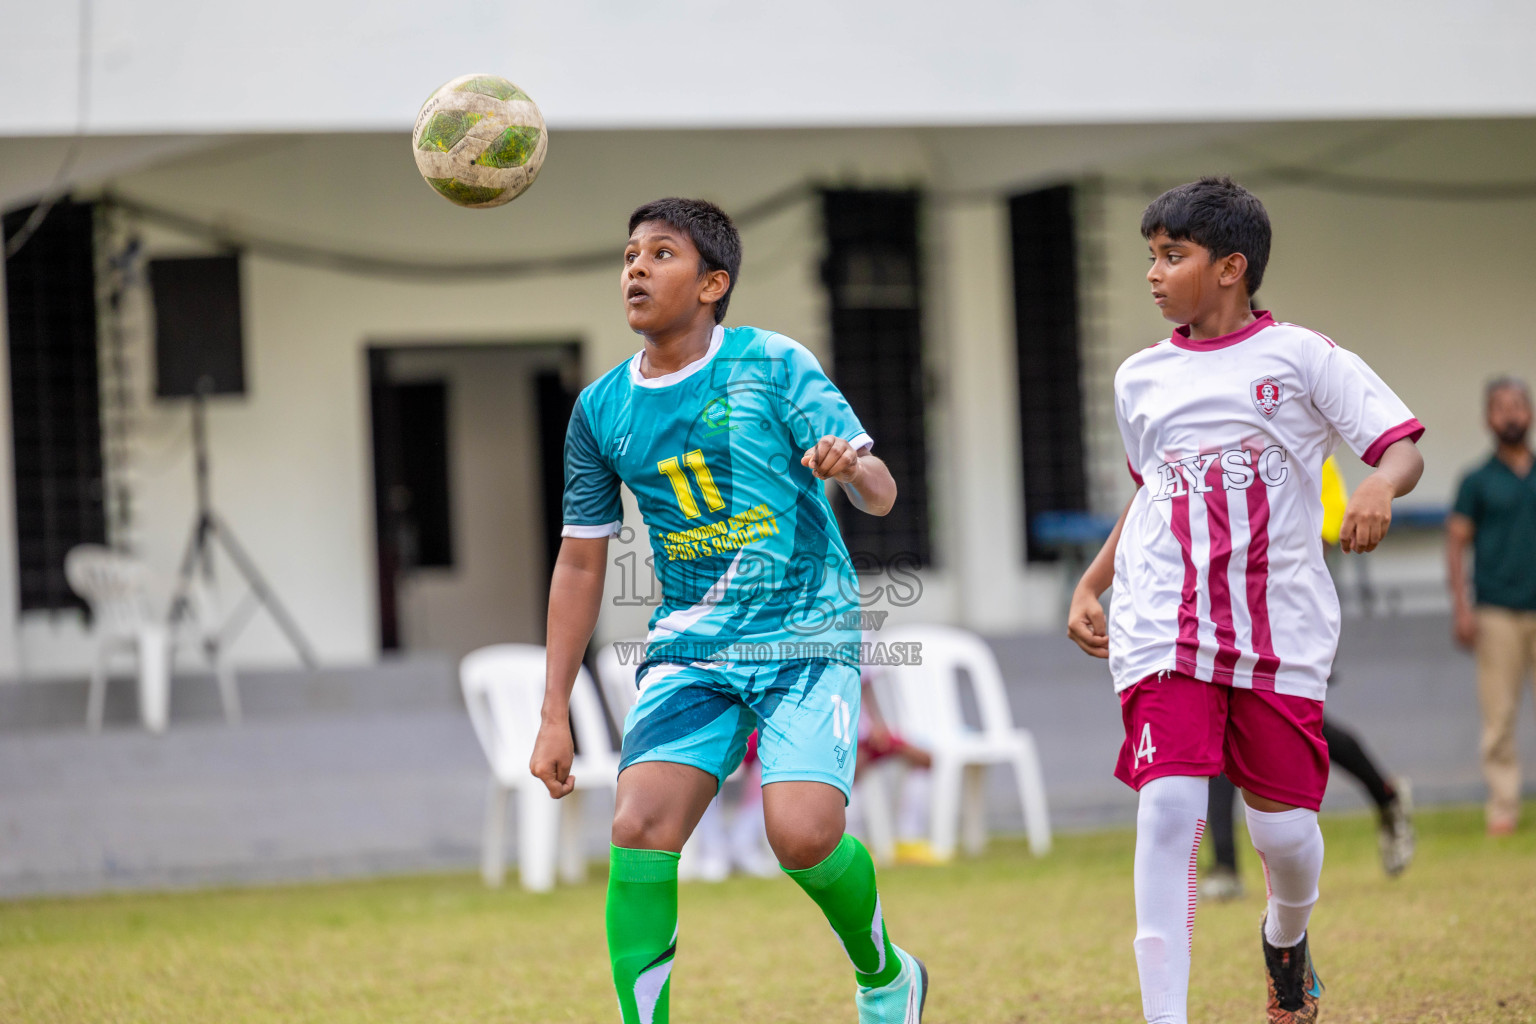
1113, 671, 1329, 810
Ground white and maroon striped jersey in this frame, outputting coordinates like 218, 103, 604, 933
1109, 311, 1423, 700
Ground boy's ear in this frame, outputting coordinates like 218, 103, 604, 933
699, 268, 731, 305
1217, 251, 1249, 288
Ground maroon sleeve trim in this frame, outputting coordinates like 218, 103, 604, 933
1362, 417, 1425, 467
1127, 458, 1145, 487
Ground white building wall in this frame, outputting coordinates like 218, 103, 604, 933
1085, 121, 1536, 614
6, 1, 1535, 135
3, 119, 1534, 675
1091, 121, 1536, 514
7, 128, 942, 673
932, 198, 1060, 630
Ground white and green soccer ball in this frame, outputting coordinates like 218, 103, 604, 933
412, 74, 547, 209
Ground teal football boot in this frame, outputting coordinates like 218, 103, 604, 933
854, 944, 927, 1024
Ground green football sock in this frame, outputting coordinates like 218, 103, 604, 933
607, 845, 680, 1024
784, 833, 902, 989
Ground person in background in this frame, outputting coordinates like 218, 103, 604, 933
1447, 376, 1536, 837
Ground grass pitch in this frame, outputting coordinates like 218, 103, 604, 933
1, 803, 1532, 1023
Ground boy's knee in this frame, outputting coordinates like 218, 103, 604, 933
611, 804, 685, 852
767, 816, 843, 870
1243, 805, 1321, 857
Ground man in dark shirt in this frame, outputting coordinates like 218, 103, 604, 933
1447, 376, 1536, 835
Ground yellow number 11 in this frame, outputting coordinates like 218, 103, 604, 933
658, 449, 725, 518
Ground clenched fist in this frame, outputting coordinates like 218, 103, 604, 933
802, 435, 861, 483
529, 720, 577, 798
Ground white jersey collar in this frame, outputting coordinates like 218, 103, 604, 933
629, 325, 724, 389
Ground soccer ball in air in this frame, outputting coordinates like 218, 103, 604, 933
412, 74, 547, 209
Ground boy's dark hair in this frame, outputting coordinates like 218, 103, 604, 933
1140, 176, 1271, 296
628, 197, 742, 324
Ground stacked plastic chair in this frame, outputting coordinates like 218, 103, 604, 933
871, 624, 1052, 858
461, 643, 619, 891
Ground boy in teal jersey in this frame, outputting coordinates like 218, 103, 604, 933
531, 198, 927, 1024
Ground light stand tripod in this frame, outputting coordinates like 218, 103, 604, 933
166, 384, 318, 723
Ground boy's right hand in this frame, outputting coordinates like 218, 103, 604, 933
530, 721, 577, 798
1453, 604, 1478, 650
1067, 585, 1110, 659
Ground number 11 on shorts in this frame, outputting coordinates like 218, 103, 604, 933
830, 694, 852, 743
1135, 722, 1157, 766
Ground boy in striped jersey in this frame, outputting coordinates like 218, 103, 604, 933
1067, 177, 1424, 1024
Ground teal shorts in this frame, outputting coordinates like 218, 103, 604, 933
618, 659, 860, 800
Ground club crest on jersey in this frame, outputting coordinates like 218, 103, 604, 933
1251, 375, 1284, 418
700, 397, 735, 437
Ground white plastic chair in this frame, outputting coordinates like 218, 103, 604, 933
66, 545, 177, 733
461, 644, 619, 891
875, 624, 1052, 858
593, 641, 724, 881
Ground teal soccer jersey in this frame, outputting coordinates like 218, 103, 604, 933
562, 324, 872, 668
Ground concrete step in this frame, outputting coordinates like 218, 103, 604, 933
0, 653, 458, 734
0, 614, 1526, 897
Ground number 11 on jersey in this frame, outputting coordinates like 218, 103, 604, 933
657, 449, 725, 519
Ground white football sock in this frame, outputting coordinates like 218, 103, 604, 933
1132, 775, 1209, 1024
1245, 804, 1323, 949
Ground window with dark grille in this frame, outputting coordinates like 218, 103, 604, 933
820, 189, 931, 567
3, 198, 106, 612
1009, 185, 1087, 563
